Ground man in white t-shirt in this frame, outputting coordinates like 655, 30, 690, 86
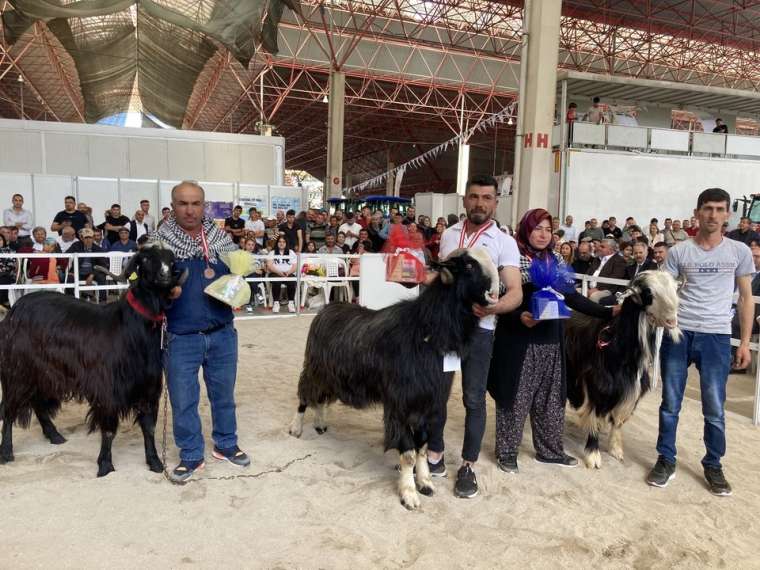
559, 214, 577, 243
648, 188, 754, 497
245, 208, 266, 247
427, 174, 522, 500
338, 212, 362, 249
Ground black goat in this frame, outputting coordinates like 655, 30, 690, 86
0, 244, 187, 477
289, 247, 499, 510
565, 271, 681, 468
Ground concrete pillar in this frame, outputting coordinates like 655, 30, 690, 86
456, 142, 470, 196
386, 161, 396, 196
326, 70, 345, 198
514, 0, 562, 219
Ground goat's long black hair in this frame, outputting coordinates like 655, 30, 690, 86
297, 250, 493, 450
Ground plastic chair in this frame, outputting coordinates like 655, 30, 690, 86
323, 257, 351, 304
299, 256, 325, 308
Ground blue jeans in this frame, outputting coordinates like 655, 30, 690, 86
657, 331, 731, 469
164, 324, 239, 462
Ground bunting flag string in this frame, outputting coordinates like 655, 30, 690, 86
344, 102, 517, 195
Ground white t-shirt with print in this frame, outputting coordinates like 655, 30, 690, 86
439, 220, 520, 330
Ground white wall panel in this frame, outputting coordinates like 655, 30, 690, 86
572, 122, 605, 146
89, 136, 129, 178
0, 174, 33, 224
33, 175, 73, 233
77, 177, 118, 226
240, 144, 276, 185
167, 140, 205, 180
0, 131, 42, 173
693, 132, 726, 154
726, 135, 760, 157
650, 129, 689, 152
159, 180, 179, 212
119, 179, 159, 219
607, 125, 647, 149
46, 133, 89, 176
204, 142, 240, 181
564, 150, 760, 226
269, 185, 306, 214
128, 139, 168, 179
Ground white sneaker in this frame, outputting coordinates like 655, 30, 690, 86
272, 301, 280, 313
288, 301, 296, 313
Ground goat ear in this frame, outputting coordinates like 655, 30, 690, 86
639, 286, 654, 306
440, 267, 454, 285
119, 252, 142, 282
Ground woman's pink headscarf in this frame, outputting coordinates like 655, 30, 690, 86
515, 208, 554, 259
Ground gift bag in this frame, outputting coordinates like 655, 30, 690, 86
204, 250, 257, 308
528, 256, 574, 320
385, 248, 426, 284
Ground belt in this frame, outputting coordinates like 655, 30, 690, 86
199, 322, 228, 335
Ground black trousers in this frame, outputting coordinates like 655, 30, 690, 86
428, 327, 494, 463
272, 281, 295, 302
0, 272, 14, 305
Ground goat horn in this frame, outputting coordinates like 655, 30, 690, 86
176, 268, 189, 287
94, 266, 124, 282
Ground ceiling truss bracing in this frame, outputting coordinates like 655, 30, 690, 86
3, 1, 760, 193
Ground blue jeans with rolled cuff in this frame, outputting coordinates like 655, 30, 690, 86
164, 324, 239, 462
656, 331, 731, 469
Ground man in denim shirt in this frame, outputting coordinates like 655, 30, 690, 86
156, 181, 250, 482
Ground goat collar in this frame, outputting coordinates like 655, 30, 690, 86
126, 289, 165, 323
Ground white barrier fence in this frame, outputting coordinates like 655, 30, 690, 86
573, 272, 760, 426
0, 251, 361, 320
1, 253, 757, 425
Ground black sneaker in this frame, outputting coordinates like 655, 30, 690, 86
212, 445, 251, 467
454, 464, 478, 498
169, 459, 205, 483
535, 453, 578, 467
704, 466, 732, 497
427, 457, 447, 478
497, 452, 519, 473
646, 456, 676, 488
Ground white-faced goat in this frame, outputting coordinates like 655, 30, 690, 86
565, 270, 681, 468
289, 247, 499, 510
0, 244, 187, 477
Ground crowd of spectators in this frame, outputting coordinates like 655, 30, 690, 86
5, 190, 759, 316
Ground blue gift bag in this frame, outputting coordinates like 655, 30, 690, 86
528, 256, 574, 320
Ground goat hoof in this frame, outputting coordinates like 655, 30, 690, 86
418, 484, 434, 497
0, 452, 14, 464
314, 426, 327, 435
584, 450, 602, 469
147, 459, 164, 473
47, 433, 67, 445
97, 462, 115, 477
400, 489, 421, 510
288, 426, 303, 438
608, 446, 624, 462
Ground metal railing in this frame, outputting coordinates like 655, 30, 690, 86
573, 272, 760, 426
555, 121, 760, 160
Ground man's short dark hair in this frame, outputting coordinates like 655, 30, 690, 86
140, 199, 149, 205
716, 118, 723, 123
162, 207, 170, 213
593, 96, 600, 104
466, 174, 498, 193
653, 241, 668, 249
741, 216, 751, 223
233, 205, 242, 211
286, 209, 296, 216
569, 102, 577, 109
750, 239, 760, 248
12, 193, 22, 200
65, 195, 76, 202
248, 207, 257, 215
111, 203, 121, 209
650, 218, 658, 224
697, 187, 730, 210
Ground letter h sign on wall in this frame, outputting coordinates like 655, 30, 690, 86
524, 132, 549, 148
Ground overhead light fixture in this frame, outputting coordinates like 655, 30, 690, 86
507, 116, 513, 126
322, 94, 329, 103
17, 74, 23, 83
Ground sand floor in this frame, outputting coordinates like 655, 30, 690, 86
1, 316, 759, 569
